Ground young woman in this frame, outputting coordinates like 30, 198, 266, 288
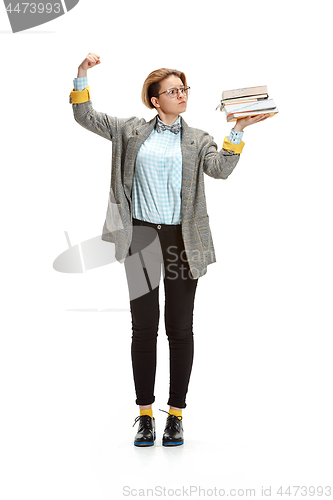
69, 52, 269, 447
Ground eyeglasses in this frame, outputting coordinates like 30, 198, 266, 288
157, 87, 190, 98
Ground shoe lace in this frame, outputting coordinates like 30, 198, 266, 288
132, 414, 153, 428
159, 408, 182, 429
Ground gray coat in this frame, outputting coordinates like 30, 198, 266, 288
71, 99, 241, 278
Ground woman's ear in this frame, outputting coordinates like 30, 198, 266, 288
151, 97, 159, 108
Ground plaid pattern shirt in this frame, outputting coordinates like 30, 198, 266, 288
73, 76, 244, 224
133, 115, 182, 224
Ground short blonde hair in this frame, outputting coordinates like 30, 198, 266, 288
141, 68, 187, 109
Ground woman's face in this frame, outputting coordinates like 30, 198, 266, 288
151, 75, 188, 117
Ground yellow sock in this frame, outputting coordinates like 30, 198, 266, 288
140, 408, 153, 418
169, 408, 182, 419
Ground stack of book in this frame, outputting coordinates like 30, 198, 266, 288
216, 85, 278, 122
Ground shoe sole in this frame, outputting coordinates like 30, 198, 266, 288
134, 433, 156, 447
162, 440, 184, 446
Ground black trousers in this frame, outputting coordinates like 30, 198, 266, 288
124, 218, 198, 408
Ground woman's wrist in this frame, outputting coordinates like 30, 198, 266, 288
77, 65, 87, 78
233, 122, 244, 132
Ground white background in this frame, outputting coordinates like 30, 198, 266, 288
1, 0, 332, 498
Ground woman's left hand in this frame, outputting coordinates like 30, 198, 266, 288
234, 113, 271, 132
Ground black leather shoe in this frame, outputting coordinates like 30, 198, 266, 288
132, 415, 156, 447
160, 409, 184, 446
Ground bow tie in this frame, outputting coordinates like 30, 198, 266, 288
156, 119, 181, 135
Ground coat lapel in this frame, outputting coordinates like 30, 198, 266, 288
123, 116, 157, 203
180, 117, 198, 221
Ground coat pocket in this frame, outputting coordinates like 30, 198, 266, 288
105, 197, 124, 233
195, 215, 210, 249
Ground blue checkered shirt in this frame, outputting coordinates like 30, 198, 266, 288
73, 76, 244, 224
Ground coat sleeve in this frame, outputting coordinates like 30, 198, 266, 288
69, 86, 138, 141
199, 132, 245, 180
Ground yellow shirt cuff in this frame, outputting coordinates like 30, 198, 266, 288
69, 85, 91, 104
222, 137, 245, 154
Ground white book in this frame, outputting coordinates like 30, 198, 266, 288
224, 99, 276, 114
226, 108, 278, 122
